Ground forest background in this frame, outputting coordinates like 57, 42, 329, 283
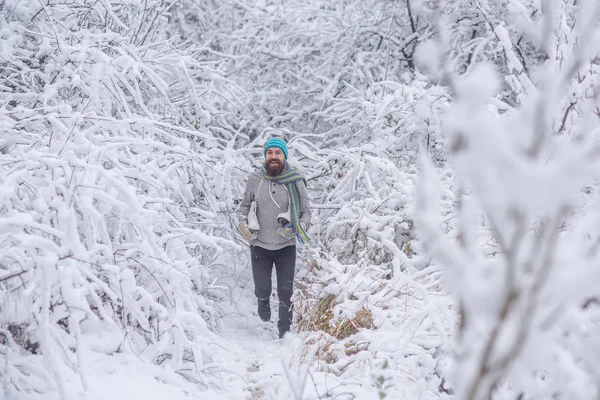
2, 0, 600, 399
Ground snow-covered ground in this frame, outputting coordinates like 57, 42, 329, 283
6, 260, 302, 400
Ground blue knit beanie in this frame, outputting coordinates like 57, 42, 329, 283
263, 137, 288, 159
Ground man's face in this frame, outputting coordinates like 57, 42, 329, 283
265, 147, 286, 176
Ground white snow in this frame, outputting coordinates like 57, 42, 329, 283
3, 0, 600, 399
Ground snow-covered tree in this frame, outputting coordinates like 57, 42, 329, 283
417, 1, 600, 399
0, 0, 246, 396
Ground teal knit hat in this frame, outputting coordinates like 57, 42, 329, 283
263, 137, 288, 159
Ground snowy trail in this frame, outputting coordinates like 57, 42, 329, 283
9, 265, 307, 400
83, 300, 298, 400
211, 271, 300, 400
215, 310, 288, 399
97, 275, 304, 400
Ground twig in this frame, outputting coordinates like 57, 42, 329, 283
0, 270, 27, 283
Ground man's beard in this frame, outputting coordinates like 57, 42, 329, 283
265, 159, 284, 176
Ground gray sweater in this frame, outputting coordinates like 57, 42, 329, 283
239, 167, 312, 250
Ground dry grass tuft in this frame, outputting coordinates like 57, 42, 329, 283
297, 293, 374, 340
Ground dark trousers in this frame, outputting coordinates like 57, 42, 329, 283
251, 245, 296, 333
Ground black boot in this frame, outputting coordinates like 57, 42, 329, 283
278, 324, 289, 339
277, 302, 293, 339
257, 298, 271, 322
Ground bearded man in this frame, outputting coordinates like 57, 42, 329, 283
238, 136, 311, 339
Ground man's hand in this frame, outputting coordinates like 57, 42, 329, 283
278, 222, 308, 239
277, 225, 295, 239
238, 221, 257, 241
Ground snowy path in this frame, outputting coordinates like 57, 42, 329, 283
93, 275, 306, 400
210, 270, 302, 400
10, 265, 308, 400
215, 309, 289, 399
80, 299, 299, 400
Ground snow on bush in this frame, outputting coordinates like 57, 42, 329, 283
417, 1, 600, 399
0, 0, 244, 396
291, 136, 454, 398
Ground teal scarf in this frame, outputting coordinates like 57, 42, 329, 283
261, 163, 310, 244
